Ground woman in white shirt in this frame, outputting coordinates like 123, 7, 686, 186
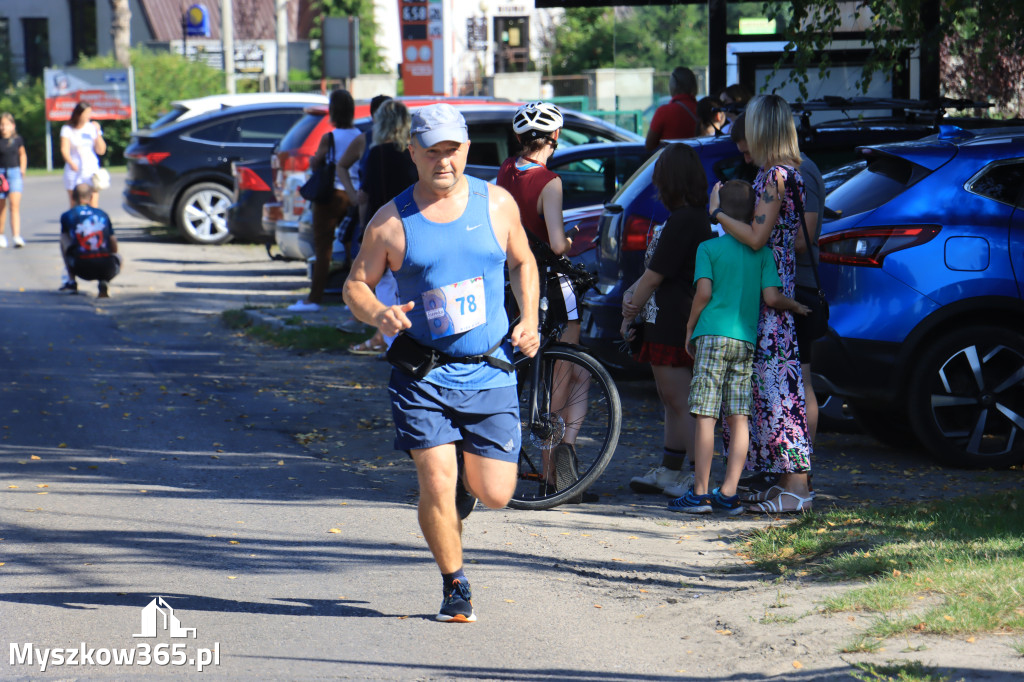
60, 102, 106, 208
287, 89, 359, 312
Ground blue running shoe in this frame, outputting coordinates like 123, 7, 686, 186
710, 487, 744, 515
437, 578, 476, 623
668, 488, 712, 513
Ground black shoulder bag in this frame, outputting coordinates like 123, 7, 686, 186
299, 132, 336, 204
787, 173, 829, 340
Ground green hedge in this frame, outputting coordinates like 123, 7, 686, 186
0, 48, 231, 168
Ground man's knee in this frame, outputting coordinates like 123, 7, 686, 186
472, 484, 514, 510
463, 456, 516, 509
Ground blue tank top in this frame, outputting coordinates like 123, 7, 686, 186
393, 175, 514, 389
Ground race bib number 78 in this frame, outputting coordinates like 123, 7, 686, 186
422, 276, 486, 339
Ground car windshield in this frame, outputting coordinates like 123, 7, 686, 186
279, 113, 323, 152
825, 154, 927, 218
609, 148, 662, 205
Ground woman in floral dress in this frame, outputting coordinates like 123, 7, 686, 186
709, 94, 812, 513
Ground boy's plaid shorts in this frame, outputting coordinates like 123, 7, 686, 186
688, 335, 755, 418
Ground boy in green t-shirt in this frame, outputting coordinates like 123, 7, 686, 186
668, 180, 809, 515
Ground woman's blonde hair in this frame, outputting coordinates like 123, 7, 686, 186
745, 94, 801, 169
372, 100, 411, 150
0, 112, 15, 128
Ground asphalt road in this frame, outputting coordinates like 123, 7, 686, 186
2, 173, 1023, 681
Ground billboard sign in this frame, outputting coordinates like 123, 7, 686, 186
43, 68, 133, 121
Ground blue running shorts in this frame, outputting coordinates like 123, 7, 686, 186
388, 370, 521, 462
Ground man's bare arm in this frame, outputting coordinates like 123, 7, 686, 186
342, 204, 414, 336
492, 186, 539, 357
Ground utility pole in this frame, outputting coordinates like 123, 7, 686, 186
275, 0, 288, 92
223, 0, 236, 94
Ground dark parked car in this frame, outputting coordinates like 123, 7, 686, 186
226, 157, 275, 245
123, 100, 322, 244
582, 98, 1024, 373
549, 141, 652, 211
814, 126, 1024, 468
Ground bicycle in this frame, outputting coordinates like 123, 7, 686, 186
505, 249, 622, 510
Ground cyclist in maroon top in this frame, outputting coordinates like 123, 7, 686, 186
496, 101, 596, 503
496, 101, 577, 342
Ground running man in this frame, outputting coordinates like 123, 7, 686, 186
343, 103, 540, 623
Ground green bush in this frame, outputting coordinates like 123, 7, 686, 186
1, 47, 228, 168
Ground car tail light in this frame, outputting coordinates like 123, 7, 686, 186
125, 151, 170, 165
281, 153, 312, 172
622, 213, 654, 251
819, 225, 940, 267
237, 167, 270, 192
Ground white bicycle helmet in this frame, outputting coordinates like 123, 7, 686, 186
512, 101, 564, 140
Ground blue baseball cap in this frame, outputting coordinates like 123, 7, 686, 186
410, 103, 469, 147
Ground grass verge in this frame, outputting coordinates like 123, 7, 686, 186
850, 659, 951, 682
741, 489, 1024, 643
222, 308, 367, 352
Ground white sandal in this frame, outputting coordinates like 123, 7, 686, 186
739, 484, 786, 503
746, 491, 813, 514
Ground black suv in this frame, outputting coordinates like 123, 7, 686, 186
123, 100, 320, 245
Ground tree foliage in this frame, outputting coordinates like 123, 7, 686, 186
548, 7, 708, 76
940, 7, 1024, 117
764, 0, 1024, 112
546, 4, 776, 80
308, 0, 387, 77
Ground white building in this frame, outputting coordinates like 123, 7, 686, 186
374, 0, 562, 96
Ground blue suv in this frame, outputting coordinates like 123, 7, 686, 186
814, 127, 1024, 468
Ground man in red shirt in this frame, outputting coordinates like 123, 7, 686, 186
645, 67, 700, 151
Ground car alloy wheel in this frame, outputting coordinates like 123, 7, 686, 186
176, 182, 233, 245
908, 326, 1024, 469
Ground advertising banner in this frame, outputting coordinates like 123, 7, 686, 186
43, 68, 133, 121
398, 0, 444, 95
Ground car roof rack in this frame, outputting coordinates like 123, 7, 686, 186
788, 96, 991, 113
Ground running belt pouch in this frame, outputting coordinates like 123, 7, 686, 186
386, 333, 441, 379
299, 134, 336, 204
386, 333, 514, 378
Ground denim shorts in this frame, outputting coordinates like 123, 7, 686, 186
388, 370, 521, 462
689, 335, 754, 418
0, 167, 22, 196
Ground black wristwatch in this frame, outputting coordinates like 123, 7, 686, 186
710, 207, 722, 224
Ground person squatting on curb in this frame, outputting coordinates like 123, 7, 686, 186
60, 183, 121, 298
343, 103, 540, 623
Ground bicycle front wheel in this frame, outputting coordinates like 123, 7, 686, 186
509, 345, 621, 510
